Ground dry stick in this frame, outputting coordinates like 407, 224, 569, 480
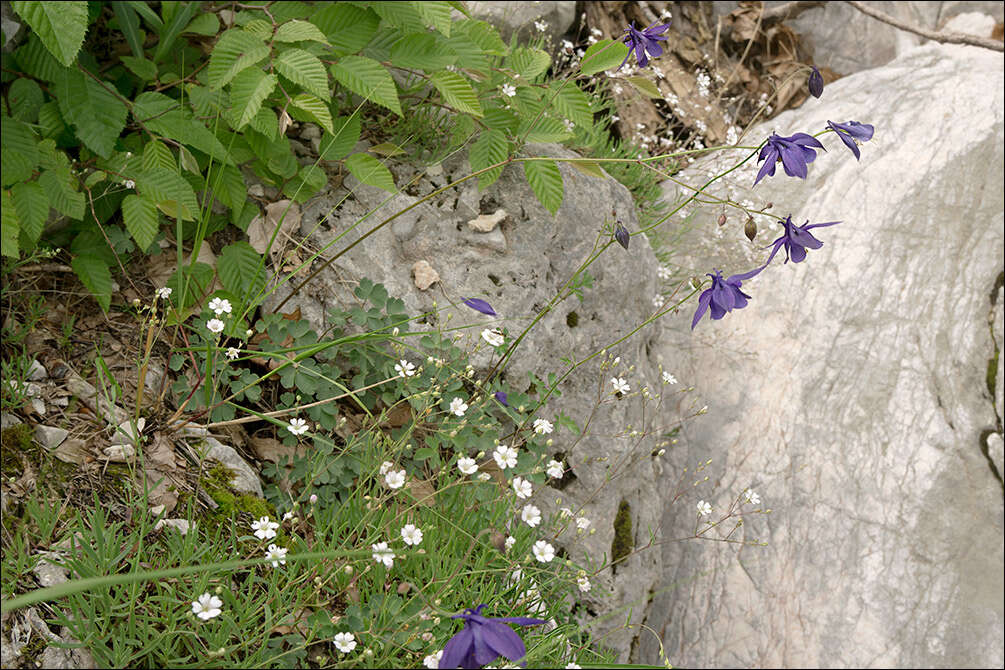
845, 0, 1003, 52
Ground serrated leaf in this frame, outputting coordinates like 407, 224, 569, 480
370, 2, 424, 32
54, 69, 128, 158
430, 71, 482, 117
506, 47, 551, 80
523, 160, 563, 216
549, 81, 593, 129
228, 67, 277, 129
8, 78, 45, 123
142, 139, 175, 171
12, 1, 87, 67
240, 18, 272, 39
1, 116, 39, 187
331, 56, 401, 116
521, 116, 572, 143
120, 55, 157, 81
137, 167, 199, 221
37, 101, 65, 139
121, 194, 159, 250
627, 76, 662, 99
274, 48, 329, 99
285, 164, 326, 203
469, 129, 508, 191
11, 181, 49, 245
14, 34, 68, 83
133, 91, 234, 164
248, 107, 278, 141
580, 39, 629, 76
370, 142, 405, 157
218, 241, 266, 299
444, 33, 487, 74
318, 115, 361, 161
210, 164, 246, 219
345, 153, 395, 193
71, 255, 112, 311
569, 160, 608, 179
1, 191, 21, 258
311, 3, 379, 56
456, 19, 506, 55
186, 84, 225, 117
390, 33, 457, 71
207, 29, 269, 90
415, 1, 452, 36
182, 12, 219, 35
178, 145, 200, 174
275, 19, 329, 44
289, 93, 333, 134
38, 169, 84, 219
84, 171, 107, 188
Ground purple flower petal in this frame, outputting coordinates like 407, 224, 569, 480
463, 298, 496, 316
808, 66, 824, 98
494, 391, 509, 406
614, 222, 630, 250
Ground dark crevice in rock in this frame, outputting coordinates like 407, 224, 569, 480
978, 428, 1003, 488
980, 271, 1004, 490
549, 451, 577, 490
566, 310, 579, 328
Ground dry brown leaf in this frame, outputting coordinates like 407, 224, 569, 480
51, 438, 92, 465
248, 200, 301, 257
249, 435, 307, 463
140, 467, 179, 514
405, 478, 436, 507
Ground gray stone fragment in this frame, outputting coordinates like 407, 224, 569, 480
35, 425, 69, 450
2, 411, 21, 429
32, 552, 69, 587
102, 444, 136, 462
412, 260, 440, 291
154, 518, 194, 535
26, 359, 47, 381
465, 1, 575, 46
468, 209, 507, 232
108, 417, 145, 447
190, 436, 263, 497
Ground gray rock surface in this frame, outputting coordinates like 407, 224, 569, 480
465, 1, 576, 47
268, 143, 669, 661
643, 42, 1004, 668
187, 436, 264, 498
34, 425, 68, 450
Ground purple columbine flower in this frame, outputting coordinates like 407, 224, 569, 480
808, 66, 824, 98
826, 120, 874, 160
691, 266, 765, 329
761, 215, 841, 265
618, 21, 670, 70
439, 604, 545, 669
614, 221, 630, 250
463, 298, 496, 316
754, 132, 826, 186
494, 391, 509, 407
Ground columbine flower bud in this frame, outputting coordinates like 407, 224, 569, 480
717, 213, 727, 226
744, 217, 757, 241
808, 66, 824, 98
614, 221, 630, 249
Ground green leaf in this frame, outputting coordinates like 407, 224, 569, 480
274, 48, 329, 99
580, 39, 629, 76
390, 33, 456, 71
345, 153, 395, 193
0, 116, 39, 187
626, 76, 662, 99
311, 3, 379, 56
218, 241, 266, 299
38, 169, 84, 220
111, 2, 144, 58
331, 56, 401, 116
549, 81, 593, 129
207, 29, 269, 90
126, 0, 162, 31
469, 129, 508, 191
71, 255, 113, 312
370, 2, 424, 32
142, 139, 175, 171
10, 181, 48, 245
210, 164, 247, 219
133, 92, 234, 164
482, 107, 518, 133
318, 115, 361, 161
506, 47, 551, 80
8, 78, 45, 123
520, 116, 571, 143
152, 1, 200, 63
415, 1, 452, 36
11, 1, 87, 66
523, 160, 563, 216
569, 160, 608, 179
430, 71, 483, 117
455, 19, 506, 55
54, 69, 128, 159
285, 164, 327, 203
227, 67, 277, 130
120, 56, 157, 81
137, 167, 199, 221
121, 194, 159, 251
443, 33, 487, 74
275, 19, 329, 44
1, 192, 21, 258
177, 144, 199, 174
182, 13, 219, 36
248, 107, 278, 141
239, 18, 272, 39
186, 84, 225, 117
289, 93, 333, 134
37, 101, 66, 140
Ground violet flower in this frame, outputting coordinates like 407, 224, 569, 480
494, 391, 509, 407
439, 604, 545, 669
618, 21, 670, 70
826, 120, 874, 160
614, 221, 630, 250
761, 215, 841, 265
691, 266, 765, 329
754, 132, 825, 185
463, 298, 496, 316
808, 66, 824, 98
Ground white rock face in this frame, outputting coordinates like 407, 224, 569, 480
646, 43, 1004, 667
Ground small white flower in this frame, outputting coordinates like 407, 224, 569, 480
395, 359, 416, 378
123, 179, 135, 189
512, 476, 532, 499
559, 507, 573, 519
156, 287, 172, 300
561, 39, 574, 51
533, 418, 553, 435
333, 632, 357, 653
265, 543, 287, 567
282, 511, 294, 521
532, 540, 555, 563
576, 516, 591, 530
372, 541, 395, 568
501, 83, 517, 97
208, 297, 232, 316
385, 469, 406, 490
251, 516, 279, 540
481, 328, 505, 347
662, 371, 678, 385
287, 418, 309, 435
657, 265, 672, 280
652, 294, 664, 308
449, 397, 468, 417
493, 445, 518, 470
423, 650, 443, 669
400, 524, 423, 546
546, 460, 564, 479
457, 457, 478, 475
696, 500, 712, 517
611, 377, 630, 394
504, 535, 516, 551
225, 347, 240, 360
521, 504, 541, 527
191, 592, 223, 620
477, 472, 492, 482
744, 489, 761, 506
206, 318, 225, 334
576, 575, 591, 593
380, 461, 394, 475
563, 118, 575, 132
566, 663, 582, 669
534, 19, 548, 31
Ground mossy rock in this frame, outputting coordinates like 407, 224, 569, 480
611, 499, 633, 574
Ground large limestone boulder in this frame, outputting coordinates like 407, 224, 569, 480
643, 42, 1004, 667
465, 1, 576, 47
